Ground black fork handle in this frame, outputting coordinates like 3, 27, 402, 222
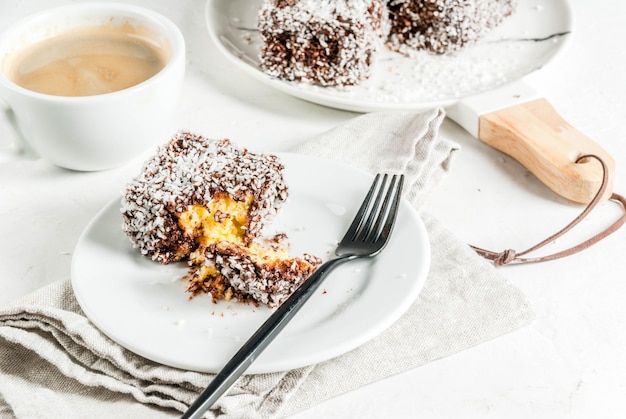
181, 255, 355, 419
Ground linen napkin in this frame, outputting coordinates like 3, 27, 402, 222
0, 110, 534, 419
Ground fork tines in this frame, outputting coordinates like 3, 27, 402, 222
346, 173, 404, 244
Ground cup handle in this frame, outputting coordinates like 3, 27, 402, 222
0, 99, 38, 162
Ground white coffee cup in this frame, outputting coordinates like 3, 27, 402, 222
0, 3, 185, 171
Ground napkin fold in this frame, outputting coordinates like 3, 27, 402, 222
0, 110, 534, 419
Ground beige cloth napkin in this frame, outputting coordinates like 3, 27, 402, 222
0, 110, 534, 419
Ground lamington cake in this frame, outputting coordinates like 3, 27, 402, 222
257, 0, 390, 87
121, 131, 321, 307
387, 0, 517, 54
256, 0, 516, 86
185, 237, 320, 308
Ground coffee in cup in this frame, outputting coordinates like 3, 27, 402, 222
0, 3, 185, 171
4, 24, 169, 97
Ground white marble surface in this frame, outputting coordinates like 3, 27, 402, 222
1, 1, 626, 418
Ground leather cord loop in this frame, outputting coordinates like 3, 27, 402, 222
471, 154, 626, 265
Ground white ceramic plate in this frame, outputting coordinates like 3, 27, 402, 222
205, 0, 572, 112
71, 154, 430, 373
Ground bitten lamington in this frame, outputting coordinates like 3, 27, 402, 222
121, 132, 320, 307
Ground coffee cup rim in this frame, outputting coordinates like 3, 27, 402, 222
0, 2, 185, 102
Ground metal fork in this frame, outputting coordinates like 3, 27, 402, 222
181, 173, 404, 419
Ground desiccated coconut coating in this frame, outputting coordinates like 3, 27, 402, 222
257, 0, 390, 87
387, 0, 517, 54
121, 132, 288, 264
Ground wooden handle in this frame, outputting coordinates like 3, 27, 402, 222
479, 98, 615, 204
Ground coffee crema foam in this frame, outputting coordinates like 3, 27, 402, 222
5, 24, 169, 97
